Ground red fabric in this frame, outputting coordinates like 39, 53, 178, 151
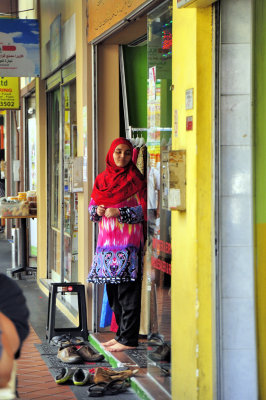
132, 147, 139, 164
110, 312, 118, 332
0, 126, 3, 149
91, 138, 147, 219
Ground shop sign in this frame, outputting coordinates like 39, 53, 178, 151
151, 256, 171, 275
186, 116, 193, 131
50, 15, 61, 72
0, 19, 40, 77
88, 0, 147, 42
0, 77, 20, 110
152, 238, 171, 255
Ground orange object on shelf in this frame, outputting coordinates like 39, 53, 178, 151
18, 192, 27, 201
27, 191, 37, 202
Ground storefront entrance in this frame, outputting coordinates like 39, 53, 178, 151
47, 63, 78, 285
25, 93, 37, 257
146, 2, 172, 390
92, 1, 172, 395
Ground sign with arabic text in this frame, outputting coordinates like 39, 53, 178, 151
0, 19, 40, 77
0, 77, 20, 109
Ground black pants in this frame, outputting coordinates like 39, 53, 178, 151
106, 280, 142, 347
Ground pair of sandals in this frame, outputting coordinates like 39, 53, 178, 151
51, 334, 84, 348
55, 367, 93, 385
88, 378, 129, 397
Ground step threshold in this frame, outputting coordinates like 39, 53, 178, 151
89, 332, 171, 400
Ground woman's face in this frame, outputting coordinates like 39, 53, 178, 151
113, 144, 132, 167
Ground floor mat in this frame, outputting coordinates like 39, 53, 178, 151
35, 342, 140, 400
35, 343, 58, 354
124, 349, 148, 368
35, 343, 110, 369
125, 344, 172, 371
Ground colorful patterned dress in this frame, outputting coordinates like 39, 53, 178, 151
87, 193, 145, 284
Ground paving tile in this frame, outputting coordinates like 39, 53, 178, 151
17, 324, 76, 400
18, 377, 53, 382
18, 381, 58, 390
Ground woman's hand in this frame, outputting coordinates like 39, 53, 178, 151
105, 208, 120, 218
97, 205, 106, 216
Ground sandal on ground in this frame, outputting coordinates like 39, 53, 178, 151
107, 379, 129, 394
73, 368, 93, 385
51, 334, 85, 348
88, 379, 129, 397
55, 367, 76, 384
51, 334, 71, 346
69, 337, 85, 346
88, 381, 106, 397
93, 366, 139, 384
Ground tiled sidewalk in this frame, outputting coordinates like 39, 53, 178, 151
17, 326, 76, 400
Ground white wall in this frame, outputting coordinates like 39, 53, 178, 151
219, 0, 257, 398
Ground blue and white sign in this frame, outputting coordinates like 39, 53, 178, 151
0, 19, 40, 77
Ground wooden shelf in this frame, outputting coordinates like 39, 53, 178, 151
0, 215, 37, 219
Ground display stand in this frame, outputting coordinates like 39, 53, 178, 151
2, 215, 37, 278
46, 282, 88, 342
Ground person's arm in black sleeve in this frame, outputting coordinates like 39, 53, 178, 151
0, 274, 30, 358
0, 312, 19, 387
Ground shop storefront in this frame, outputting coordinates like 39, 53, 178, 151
38, 0, 80, 317
46, 65, 78, 283
88, 0, 172, 395
24, 90, 37, 257
15, 0, 259, 398
146, 3, 172, 388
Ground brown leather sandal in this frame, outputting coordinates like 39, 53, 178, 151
93, 367, 139, 384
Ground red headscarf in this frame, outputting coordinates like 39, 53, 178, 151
91, 138, 147, 218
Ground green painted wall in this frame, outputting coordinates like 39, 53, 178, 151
254, 1, 266, 398
254, 1, 266, 224
123, 45, 147, 140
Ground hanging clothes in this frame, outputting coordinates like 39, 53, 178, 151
110, 311, 119, 332
136, 145, 147, 178
135, 143, 148, 335
132, 147, 139, 165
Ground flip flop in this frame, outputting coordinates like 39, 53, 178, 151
88, 379, 129, 397
51, 334, 71, 346
88, 381, 106, 397
106, 379, 129, 394
55, 337, 85, 349
70, 337, 85, 346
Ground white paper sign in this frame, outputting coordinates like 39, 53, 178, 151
185, 88, 194, 110
169, 188, 181, 208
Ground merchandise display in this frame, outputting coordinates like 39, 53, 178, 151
0, 190, 37, 217
0, 198, 29, 217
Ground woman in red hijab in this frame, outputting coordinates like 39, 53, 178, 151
88, 138, 147, 351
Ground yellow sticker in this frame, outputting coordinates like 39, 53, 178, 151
0, 77, 20, 109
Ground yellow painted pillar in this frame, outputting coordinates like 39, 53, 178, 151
76, 0, 92, 313
196, 8, 214, 400
36, 78, 47, 280
172, 6, 214, 399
